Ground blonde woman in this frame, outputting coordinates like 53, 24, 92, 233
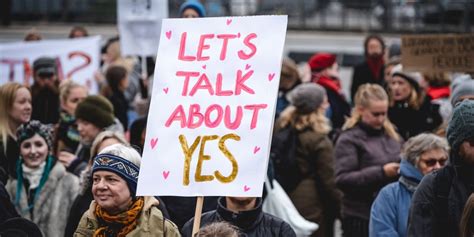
388, 71, 442, 140
0, 82, 32, 184
55, 80, 88, 155
275, 83, 342, 237
335, 83, 402, 237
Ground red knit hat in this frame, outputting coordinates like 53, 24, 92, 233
308, 53, 337, 72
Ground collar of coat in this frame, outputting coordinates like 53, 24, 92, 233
215, 197, 263, 231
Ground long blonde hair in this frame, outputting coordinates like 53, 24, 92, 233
0, 83, 28, 153
279, 105, 331, 135
343, 84, 400, 141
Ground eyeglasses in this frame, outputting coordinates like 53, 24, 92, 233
420, 158, 447, 167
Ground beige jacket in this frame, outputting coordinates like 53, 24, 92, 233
74, 196, 180, 237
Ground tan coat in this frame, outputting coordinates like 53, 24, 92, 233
74, 196, 180, 237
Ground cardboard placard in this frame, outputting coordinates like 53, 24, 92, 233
401, 34, 474, 72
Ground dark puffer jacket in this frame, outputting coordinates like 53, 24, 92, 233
181, 197, 296, 237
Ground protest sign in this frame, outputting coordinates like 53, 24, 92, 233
0, 36, 101, 93
137, 15, 288, 197
401, 34, 474, 72
118, 0, 168, 57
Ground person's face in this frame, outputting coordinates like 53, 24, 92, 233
367, 38, 384, 57
323, 62, 339, 79
119, 77, 129, 91
77, 119, 101, 144
227, 197, 256, 209
417, 148, 448, 175
71, 30, 86, 38
92, 170, 132, 214
384, 65, 394, 84
390, 76, 412, 102
20, 134, 49, 169
62, 87, 87, 115
359, 99, 388, 130
459, 140, 474, 166
318, 95, 330, 114
182, 8, 200, 18
9, 87, 32, 125
35, 71, 57, 88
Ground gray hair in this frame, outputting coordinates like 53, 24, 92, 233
402, 133, 449, 166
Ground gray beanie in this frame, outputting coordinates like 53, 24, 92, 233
447, 100, 474, 151
287, 83, 326, 114
451, 76, 474, 106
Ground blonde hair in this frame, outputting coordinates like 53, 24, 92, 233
389, 75, 424, 110
0, 83, 29, 153
278, 105, 331, 134
59, 79, 87, 103
343, 84, 400, 141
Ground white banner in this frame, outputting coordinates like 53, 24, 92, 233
0, 36, 101, 93
137, 16, 288, 197
118, 0, 168, 57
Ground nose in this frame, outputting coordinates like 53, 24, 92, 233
433, 162, 442, 170
95, 179, 107, 190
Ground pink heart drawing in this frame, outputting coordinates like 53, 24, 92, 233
150, 138, 158, 149
253, 146, 260, 154
245, 64, 251, 70
226, 19, 232, 25
202, 65, 207, 69
165, 31, 172, 39
163, 87, 169, 94
163, 171, 170, 180
244, 185, 251, 192
268, 73, 276, 82
237, 33, 241, 38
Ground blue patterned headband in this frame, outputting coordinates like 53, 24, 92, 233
92, 153, 140, 186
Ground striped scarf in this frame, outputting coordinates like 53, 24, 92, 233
94, 197, 144, 237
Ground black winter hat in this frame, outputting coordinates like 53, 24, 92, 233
75, 95, 115, 129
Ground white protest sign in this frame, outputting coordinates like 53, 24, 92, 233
118, 0, 168, 57
137, 16, 288, 197
0, 36, 101, 93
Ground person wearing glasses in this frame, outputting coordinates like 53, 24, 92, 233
31, 57, 61, 125
408, 100, 474, 237
335, 84, 402, 237
369, 133, 448, 237
387, 69, 442, 141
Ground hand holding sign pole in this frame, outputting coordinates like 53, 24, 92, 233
137, 16, 288, 232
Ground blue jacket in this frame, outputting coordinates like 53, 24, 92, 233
369, 159, 423, 237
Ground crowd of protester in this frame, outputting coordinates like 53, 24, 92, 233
1, 0, 474, 237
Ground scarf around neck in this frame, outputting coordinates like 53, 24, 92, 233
94, 197, 144, 237
22, 162, 45, 189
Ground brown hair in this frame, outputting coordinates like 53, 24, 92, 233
195, 222, 239, 237
460, 194, 474, 237
343, 84, 400, 141
69, 26, 89, 38
423, 72, 451, 87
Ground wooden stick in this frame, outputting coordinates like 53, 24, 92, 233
192, 196, 204, 236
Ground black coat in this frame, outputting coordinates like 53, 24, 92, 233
181, 197, 296, 237
350, 62, 385, 100
0, 135, 19, 184
388, 97, 442, 141
407, 153, 474, 237
31, 86, 60, 125
326, 88, 351, 130
107, 91, 129, 131
160, 196, 219, 229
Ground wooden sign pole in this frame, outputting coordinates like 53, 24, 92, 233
191, 196, 204, 236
